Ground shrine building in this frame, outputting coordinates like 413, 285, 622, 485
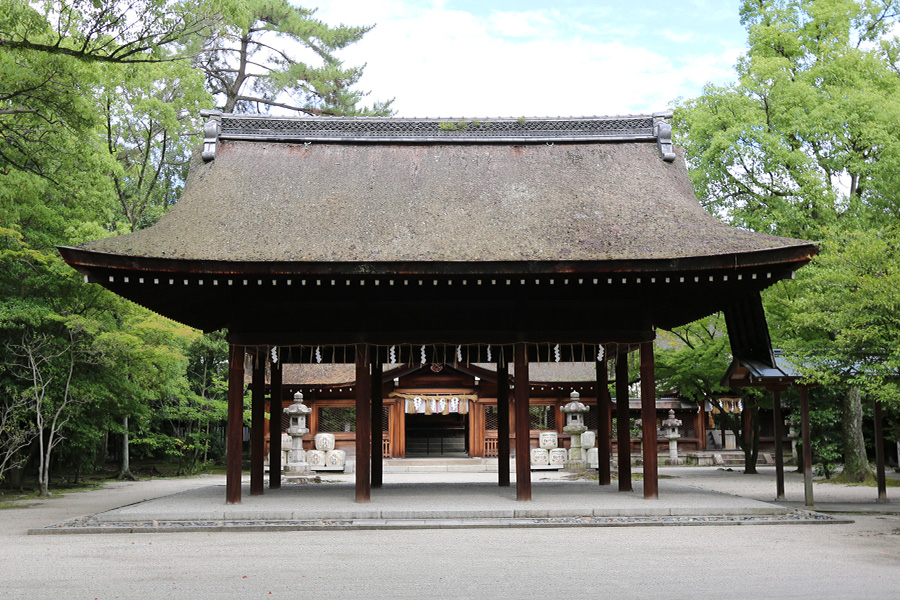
59, 111, 818, 504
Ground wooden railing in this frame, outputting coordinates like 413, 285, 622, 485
483, 438, 498, 458
382, 438, 391, 458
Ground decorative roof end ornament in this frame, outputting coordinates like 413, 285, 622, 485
200, 110, 222, 161
652, 110, 676, 162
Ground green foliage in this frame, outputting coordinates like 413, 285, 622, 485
199, 0, 394, 116
656, 314, 764, 471
0, 0, 393, 489
674, 0, 900, 239
656, 314, 734, 403
0, 0, 229, 63
781, 227, 900, 406
674, 1, 900, 477
101, 57, 213, 231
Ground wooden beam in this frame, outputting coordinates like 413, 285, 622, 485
800, 386, 814, 508
497, 360, 510, 487
355, 344, 372, 503
772, 389, 785, 500
615, 350, 632, 492
874, 398, 888, 503
596, 356, 611, 486
269, 359, 282, 489
250, 355, 266, 495
514, 343, 531, 501
640, 341, 659, 499
226, 344, 244, 505
372, 361, 384, 489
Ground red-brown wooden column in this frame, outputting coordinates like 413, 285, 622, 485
874, 398, 888, 503
355, 344, 372, 503
698, 400, 708, 450
640, 341, 659, 499
371, 360, 383, 489
800, 385, 814, 507
250, 355, 266, 496
597, 355, 612, 486
615, 350, 632, 492
514, 343, 531, 501
497, 359, 510, 487
771, 388, 785, 500
226, 344, 245, 504
269, 358, 283, 490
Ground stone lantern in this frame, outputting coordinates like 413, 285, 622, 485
787, 416, 800, 465
661, 409, 683, 465
634, 418, 643, 465
283, 391, 312, 478
561, 391, 589, 470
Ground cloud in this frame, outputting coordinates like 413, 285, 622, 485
315, 1, 744, 117
663, 29, 694, 44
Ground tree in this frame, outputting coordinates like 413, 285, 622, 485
0, 0, 392, 488
0, 0, 227, 64
673, 0, 900, 480
0, 385, 36, 485
5, 326, 92, 496
198, 0, 393, 116
780, 227, 900, 481
656, 314, 764, 473
101, 57, 212, 231
674, 0, 900, 238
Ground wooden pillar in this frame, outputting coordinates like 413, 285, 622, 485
596, 355, 611, 486
874, 398, 888, 503
772, 388, 785, 500
371, 360, 383, 489
698, 400, 707, 451
250, 354, 266, 496
355, 344, 372, 503
269, 358, 283, 489
800, 385, 814, 508
226, 344, 244, 505
615, 350, 632, 492
640, 341, 659, 500
514, 343, 531, 501
497, 360, 510, 487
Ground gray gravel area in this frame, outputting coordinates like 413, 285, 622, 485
2, 467, 898, 599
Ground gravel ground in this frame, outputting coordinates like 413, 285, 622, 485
1, 468, 898, 600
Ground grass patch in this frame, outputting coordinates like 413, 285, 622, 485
823, 475, 900, 488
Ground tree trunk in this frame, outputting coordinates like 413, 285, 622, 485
836, 387, 872, 483
95, 428, 108, 470
736, 402, 759, 475
117, 416, 136, 481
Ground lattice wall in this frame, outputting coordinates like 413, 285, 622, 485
528, 406, 555, 430
318, 407, 357, 432
484, 405, 498, 431
314, 406, 390, 433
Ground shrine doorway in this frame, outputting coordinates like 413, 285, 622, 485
405, 412, 469, 457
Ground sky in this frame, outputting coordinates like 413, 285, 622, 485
314, 0, 748, 118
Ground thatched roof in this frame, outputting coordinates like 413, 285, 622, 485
77, 113, 810, 265
59, 113, 817, 340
